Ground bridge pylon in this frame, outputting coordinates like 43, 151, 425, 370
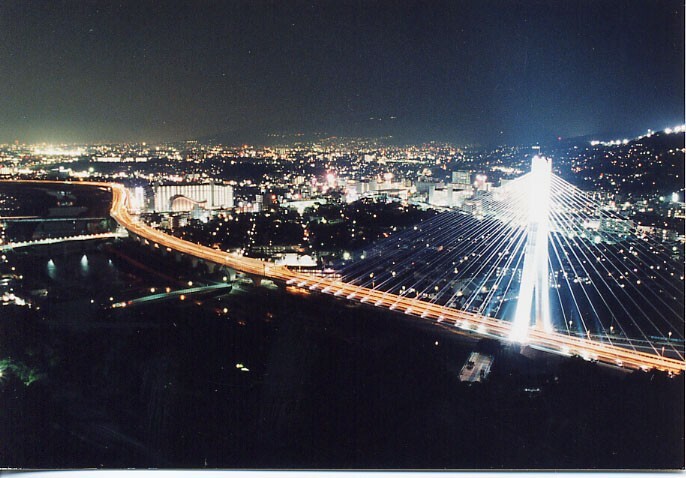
510, 155, 553, 342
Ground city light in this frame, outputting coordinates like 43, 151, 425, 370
664, 125, 685, 134
33, 145, 84, 157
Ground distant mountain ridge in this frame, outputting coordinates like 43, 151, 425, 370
197, 121, 682, 149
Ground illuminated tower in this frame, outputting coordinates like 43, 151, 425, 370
510, 155, 553, 341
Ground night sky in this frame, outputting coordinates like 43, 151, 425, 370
0, 0, 683, 145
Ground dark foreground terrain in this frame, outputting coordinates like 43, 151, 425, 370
0, 242, 683, 469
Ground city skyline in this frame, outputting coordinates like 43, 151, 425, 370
0, 0, 684, 470
0, 0, 683, 145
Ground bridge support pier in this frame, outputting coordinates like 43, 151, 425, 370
223, 267, 237, 282
247, 274, 263, 287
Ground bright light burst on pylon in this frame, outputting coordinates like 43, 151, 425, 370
510, 155, 553, 342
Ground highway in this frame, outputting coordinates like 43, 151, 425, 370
107, 182, 686, 375
4, 179, 685, 375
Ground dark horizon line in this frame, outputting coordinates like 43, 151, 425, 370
1, 122, 683, 149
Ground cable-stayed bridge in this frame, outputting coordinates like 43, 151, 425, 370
334, 157, 684, 357
4, 170, 685, 374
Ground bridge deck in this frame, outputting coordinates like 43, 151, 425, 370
1, 232, 127, 251
4, 180, 683, 375
106, 182, 685, 375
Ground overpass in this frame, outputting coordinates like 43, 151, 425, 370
4, 179, 685, 375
